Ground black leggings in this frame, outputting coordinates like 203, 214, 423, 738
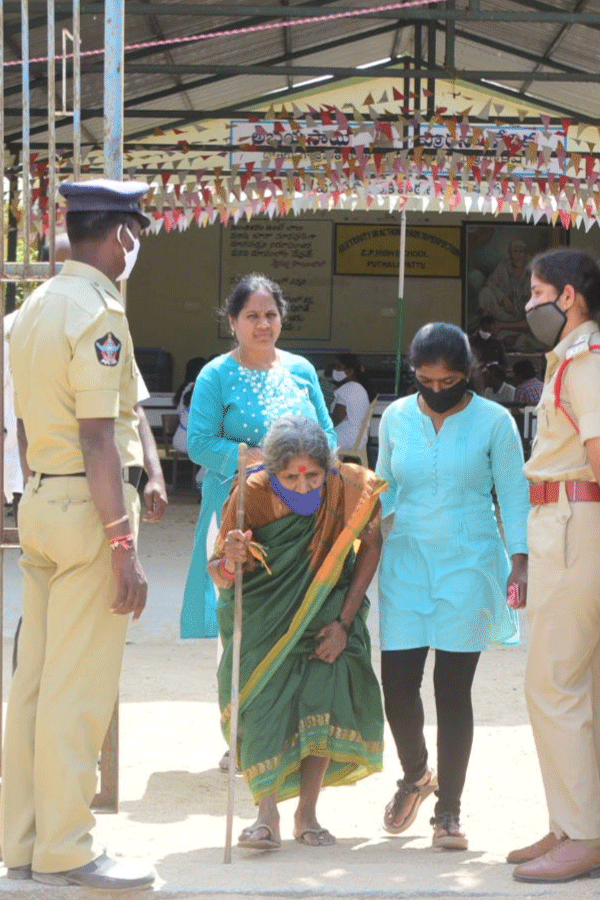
381, 647, 480, 818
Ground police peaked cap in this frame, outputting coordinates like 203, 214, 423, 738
59, 178, 151, 228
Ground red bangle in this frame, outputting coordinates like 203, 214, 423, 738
109, 532, 135, 551
218, 558, 235, 581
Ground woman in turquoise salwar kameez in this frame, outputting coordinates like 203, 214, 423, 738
376, 322, 529, 851
181, 274, 336, 639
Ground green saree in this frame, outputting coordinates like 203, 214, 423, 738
216, 464, 385, 804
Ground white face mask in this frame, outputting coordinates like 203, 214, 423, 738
117, 225, 140, 281
331, 369, 347, 383
479, 330, 492, 340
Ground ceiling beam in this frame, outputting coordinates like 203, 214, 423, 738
2, 17, 405, 141
2, 0, 341, 101
138, 0, 196, 113
5, 1, 600, 22
73, 61, 600, 82
450, 23, 586, 79
519, 0, 589, 94
518, 0, 600, 36
4, 106, 583, 124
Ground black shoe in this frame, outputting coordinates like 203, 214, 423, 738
7, 864, 32, 880
32, 853, 154, 891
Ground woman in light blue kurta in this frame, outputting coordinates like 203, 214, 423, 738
181, 274, 336, 639
376, 322, 529, 851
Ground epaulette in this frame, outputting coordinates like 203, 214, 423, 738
565, 332, 592, 360
555, 332, 600, 433
89, 281, 125, 314
55, 273, 125, 315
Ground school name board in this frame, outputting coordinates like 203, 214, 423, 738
335, 225, 461, 277
220, 220, 333, 340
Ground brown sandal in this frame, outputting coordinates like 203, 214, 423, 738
431, 813, 468, 851
383, 769, 438, 834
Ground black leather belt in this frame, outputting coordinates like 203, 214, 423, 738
38, 467, 143, 489
123, 466, 143, 489
38, 472, 85, 479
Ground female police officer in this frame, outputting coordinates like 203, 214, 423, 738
508, 249, 600, 883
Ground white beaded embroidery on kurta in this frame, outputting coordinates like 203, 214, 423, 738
231, 366, 309, 436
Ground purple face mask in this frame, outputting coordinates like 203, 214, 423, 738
269, 474, 323, 516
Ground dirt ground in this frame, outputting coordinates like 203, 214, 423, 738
0, 490, 597, 899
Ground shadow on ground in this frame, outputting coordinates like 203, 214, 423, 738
120, 768, 255, 824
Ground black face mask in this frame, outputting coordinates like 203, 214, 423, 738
415, 377, 469, 414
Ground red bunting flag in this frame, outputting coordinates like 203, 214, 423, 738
558, 209, 571, 229
378, 122, 394, 143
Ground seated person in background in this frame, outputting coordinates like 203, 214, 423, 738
330, 353, 371, 452
513, 359, 543, 406
317, 365, 336, 411
469, 315, 508, 369
483, 362, 516, 404
172, 357, 206, 454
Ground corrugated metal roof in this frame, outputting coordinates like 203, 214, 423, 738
3, 1, 600, 160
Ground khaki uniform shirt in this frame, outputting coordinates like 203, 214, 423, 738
524, 320, 600, 483
10, 259, 146, 474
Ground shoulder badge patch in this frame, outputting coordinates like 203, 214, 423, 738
95, 332, 122, 366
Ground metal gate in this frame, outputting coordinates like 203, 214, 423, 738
1, 0, 126, 812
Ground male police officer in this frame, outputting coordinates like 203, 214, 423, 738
1, 180, 167, 890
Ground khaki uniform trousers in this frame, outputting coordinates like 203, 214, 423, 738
1, 473, 140, 873
526, 488, 600, 840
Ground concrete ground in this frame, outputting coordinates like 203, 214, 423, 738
0, 488, 596, 899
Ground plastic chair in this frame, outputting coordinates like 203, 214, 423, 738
337, 395, 379, 467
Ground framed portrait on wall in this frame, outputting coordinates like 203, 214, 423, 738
463, 222, 568, 352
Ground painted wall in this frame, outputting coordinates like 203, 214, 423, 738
126, 211, 600, 390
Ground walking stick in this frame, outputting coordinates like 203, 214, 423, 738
224, 442, 247, 864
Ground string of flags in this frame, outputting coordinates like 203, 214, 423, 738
13, 88, 600, 234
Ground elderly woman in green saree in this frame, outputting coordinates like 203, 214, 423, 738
208, 415, 386, 851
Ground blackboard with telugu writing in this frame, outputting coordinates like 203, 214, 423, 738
220, 220, 333, 341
